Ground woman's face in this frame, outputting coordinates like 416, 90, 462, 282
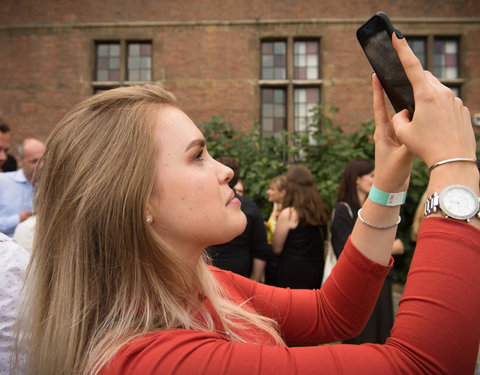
148, 106, 246, 261
267, 183, 285, 203
356, 170, 375, 195
233, 181, 244, 196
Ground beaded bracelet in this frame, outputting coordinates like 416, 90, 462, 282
357, 208, 401, 230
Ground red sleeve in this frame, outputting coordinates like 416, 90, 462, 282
216, 238, 392, 344
101, 218, 480, 375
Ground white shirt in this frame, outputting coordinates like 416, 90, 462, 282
13, 216, 36, 254
0, 233, 29, 374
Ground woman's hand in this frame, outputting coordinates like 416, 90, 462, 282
390, 32, 479, 230
390, 33, 476, 168
371, 73, 413, 193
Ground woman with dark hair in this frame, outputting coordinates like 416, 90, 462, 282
331, 159, 404, 344
331, 159, 375, 258
272, 165, 330, 289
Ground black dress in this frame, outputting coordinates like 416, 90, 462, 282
273, 222, 326, 289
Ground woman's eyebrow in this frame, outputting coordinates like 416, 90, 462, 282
185, 138, 206, 152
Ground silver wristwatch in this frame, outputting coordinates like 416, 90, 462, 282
425, 184, 480, 222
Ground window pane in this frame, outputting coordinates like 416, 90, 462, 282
96, 42, 121, 81
261, 41, 286, 80
294, 40, 319, 80
109, 57, 120, 70
97, 70, 108, 81
108, 69, 120, 81
434, 38, 459, 79
128, 44, 140, 56
407, 37, 426, 69
127, 42, 152, 81
109, 44, 120, 57
97, 44, 109, 57
129, 71, 140, 81
263, 103, 273, 117
262, 68, 273, 80
274, 42, 286, 55
261, 88, 286, 137
140, 69, 152, 81
262, 55, 274, 67
294, 87, 320, 133
274, 68, 286, 80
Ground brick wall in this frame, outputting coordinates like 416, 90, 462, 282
0, 0, 479, 151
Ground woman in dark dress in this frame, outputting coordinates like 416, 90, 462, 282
331, 159, 404, 344
272, 165, 329, 289
331, 159, 375, 259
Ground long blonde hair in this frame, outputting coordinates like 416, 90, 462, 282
19, 84, 282, 375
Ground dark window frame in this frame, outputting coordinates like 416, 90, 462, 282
259, 37, 322, 138
92, 40, 153, 93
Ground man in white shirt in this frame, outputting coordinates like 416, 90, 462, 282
0, 138, 45, 237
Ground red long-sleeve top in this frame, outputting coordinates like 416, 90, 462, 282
101, 218, 480, 374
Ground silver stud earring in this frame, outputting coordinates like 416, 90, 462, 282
146, 215, 153, 224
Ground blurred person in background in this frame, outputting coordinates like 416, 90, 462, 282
0, 138, 44, 237
264, 175, 287, 285
210, 157, 271, 281
0, 121, 11, 171
272, 165, 329, 289
331, 159, 404, 344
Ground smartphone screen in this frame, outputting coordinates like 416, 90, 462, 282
357, 12, 414, 116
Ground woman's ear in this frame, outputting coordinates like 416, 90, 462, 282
145, 202, 154, 224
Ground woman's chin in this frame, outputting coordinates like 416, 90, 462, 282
211, 213, 247, 245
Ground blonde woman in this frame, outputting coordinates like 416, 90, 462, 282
265, 175, 287, 244
18, 34, 480, 374
264, 175, 287, 284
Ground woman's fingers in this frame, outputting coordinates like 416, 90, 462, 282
372, 73, 390, 136
392, 33, 427, 96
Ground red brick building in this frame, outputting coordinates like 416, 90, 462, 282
1, 0, 479, 149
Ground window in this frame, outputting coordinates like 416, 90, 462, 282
261, 88, 286, 138
93, 41, 152, 92
261, 41, 286, 80
260, 39, 321, 138
407, 36, 462, 96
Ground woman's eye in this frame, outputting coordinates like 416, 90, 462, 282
194, 149, 204, 161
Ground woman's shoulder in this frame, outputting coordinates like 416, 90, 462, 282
334, 201, 356, 219
279, 207, 298, 228
279, 207, 297, 218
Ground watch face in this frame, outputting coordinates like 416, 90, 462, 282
439, 185, 479, 220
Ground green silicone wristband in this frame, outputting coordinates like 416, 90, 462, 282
369, 185, 407, 206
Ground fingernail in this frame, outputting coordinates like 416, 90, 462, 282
394, 29, 404, 39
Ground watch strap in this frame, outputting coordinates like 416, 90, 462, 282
424, 192, 440, 217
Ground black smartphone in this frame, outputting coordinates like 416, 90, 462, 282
356, 12, 414, 116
